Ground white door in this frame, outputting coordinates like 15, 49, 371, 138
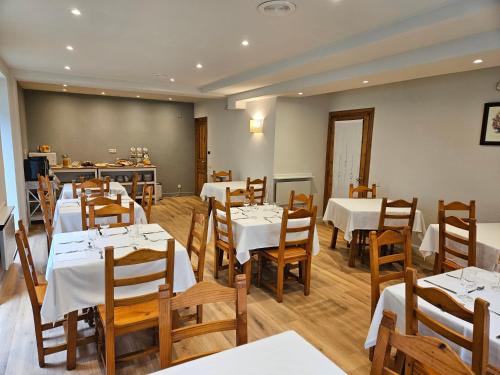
332, 119, 363, 197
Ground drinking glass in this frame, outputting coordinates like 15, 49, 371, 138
87, 228, 98, 249
457, 268, 473, 303
243, 196, 250, 208
491, 264, 500, 290
129, 224, 140, 246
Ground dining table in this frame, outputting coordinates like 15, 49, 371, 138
150, 330, 347, 374
366, 267, 500, 368
59, 181, 129, 200
52, 195, 147, 234
199, 181, 247, 203
323, 198, 426, 267
419, 223, 500, 270
42, 223, 197, 369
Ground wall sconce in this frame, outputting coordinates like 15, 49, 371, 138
249, 119, 264, 133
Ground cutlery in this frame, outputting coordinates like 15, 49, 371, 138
58, 239, 84, 245
140, 230, 164, 235
423, 280, 457, 294
148, 238, 169, 242
102, 232, 127, 237
56, 249, 87, 255
468, 286, 485, 294
446, 274, 461, 280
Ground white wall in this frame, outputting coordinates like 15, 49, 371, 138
329, 66, 500, 224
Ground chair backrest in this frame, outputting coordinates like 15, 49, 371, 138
130, 173, 139, 200
17, 221, 38, 285
37, 174, 55, 217
79, 176, 111, 192
158, 274, 247, 369
15, 230, 41, 317
212, 170, 232, 182
439, 200, 476, 221
141, 185, 154, 223
349, 183, 377, 198
369, 227, 412, 317
72, 179, 105, 198
246, 177, 267, 205
186, 209, 209, 282
225, 187, 253, 207
378, 197, 418, 232
288, 190, 313, 211
210, 197, 235, 253
405, 267, 489, 374
437, 208, 477, 273
37, 188, 53, 248
277, 206, 317, 259
81, 194, 122, 230
104, 239, 175, 334
371, 310, 474, 375
88, 202, 134, 229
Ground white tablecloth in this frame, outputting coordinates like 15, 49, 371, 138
41, 224, 196, 322
419, 223, 500, 270
151, 330, 346, 375
52, 196, 147, 234
322, 198, 426, 242
209, 205, 320, 264
366, 267, 500, 367
60, 181, 128, 200
200, 181, 246, 202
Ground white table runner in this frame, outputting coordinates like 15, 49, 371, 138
209, 204, 320, 264
366, 267, 500, 367
60, 181, 128, 200
52, 196, 147, 234
200, 181, 247, 202
150, 330, 346, 375
41, 223, 196, 322
322, 198, 426, 242
419, 223, 500, 270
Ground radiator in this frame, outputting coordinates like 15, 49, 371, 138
0, 207, 16, 271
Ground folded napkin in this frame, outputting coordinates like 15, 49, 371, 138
101, 227, 128, 237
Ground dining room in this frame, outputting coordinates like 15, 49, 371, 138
1, 1, 500, 374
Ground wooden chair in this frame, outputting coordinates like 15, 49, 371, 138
37, 174, 56, 217
210, 197, 239, 287
88, 202, 135, 229
212, 170, 232, 182
37, 188, 53, 250
81, 194, 122, 230
405, 267, 489, 375
16, 228, 95, 369
141, 184, 154, 223
246, 177, 267, 205
72, 179, 105, 199
257, 206, 317, 302
158, 274, 247, 369
349, 183, 377, 198
371, 310, 474, 375
288, 190, 313, 211
130, 173, 139, 201
80, 176, 111, 193
378, 197, 418, 232
369, 227, 412, 317
97, 239, 175, 375
435, 200, 477, 274
225, 187, 254, 207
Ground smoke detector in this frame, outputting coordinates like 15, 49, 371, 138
258, 1, 296, 16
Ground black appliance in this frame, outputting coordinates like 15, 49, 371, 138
24, 157, 49, 181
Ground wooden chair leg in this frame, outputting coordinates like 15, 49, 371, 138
432, 253, 440, 275
276, 263, 284, 303
34, 314, 46, 367
348, 230, 358, 268
66, 310, 78, 370
304, 257, 312, 296
105, 327, 115, 375
330, 226, 339, 249
298, 261, 304, 283
196, 305, 203, 324
213, 247, 220, 279
257, 255, 262, 288
228, 251, 235, 287
244, 260, 252, 293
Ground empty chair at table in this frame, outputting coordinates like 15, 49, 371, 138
349, 183, 376, 198
80, 176, 111, 193
212, 169, 232, 182
257, 206, 317, 303
37, 174, 56, 217
405, 267, 490, 375
434, 200, 476, 274
130, 173, 139, 201
246, 176, 267, 205
37, 188, 54, 250
372, 311, 474, 375
72, 179, 105, 199
15, 223, 95, 368
158, 274, 247, 369
141, 184, 154, 223
88, 201, 135, 229
288, 190, 313, 211
81, 194, 122, 230
226, 187, 254, 207
377, 197, 418, 232
96, 239, 175, 375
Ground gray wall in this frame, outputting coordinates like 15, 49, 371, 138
24, 90, 195, 194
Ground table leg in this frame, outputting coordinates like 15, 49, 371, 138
348, 230, 358, 268
273, 181, 277, 203
244, 261, 252, 294
66, 310, 78, 370
330, 224, 338, 249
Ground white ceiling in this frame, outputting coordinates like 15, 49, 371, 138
1, 0, 499, 103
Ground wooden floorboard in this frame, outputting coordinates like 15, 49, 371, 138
0, 195, 432, 374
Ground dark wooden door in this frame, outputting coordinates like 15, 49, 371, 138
195, 117, 208, 195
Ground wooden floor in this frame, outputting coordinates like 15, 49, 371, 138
0, 196, 432, 374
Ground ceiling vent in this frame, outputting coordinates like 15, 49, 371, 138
258, 1, 296, 16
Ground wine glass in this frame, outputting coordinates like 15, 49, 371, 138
87, 228, 98, 249
491, 264, 500, 290
243, 196, 250, 209
457, 268, 474, 303
129, 224, 140, 247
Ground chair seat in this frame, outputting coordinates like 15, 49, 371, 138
262, 246, 308, 262
35, 282, 47, 305
97, 300, 159, 330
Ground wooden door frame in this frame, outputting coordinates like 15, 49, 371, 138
194, 116, 208, 196
323, 108, 375, 212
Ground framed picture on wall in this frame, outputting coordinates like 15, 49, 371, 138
480, 102, 500, 145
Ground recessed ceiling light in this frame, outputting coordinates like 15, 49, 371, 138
66, 45, 74, 51
196, 63, 203, 69
298, 92, 303, 95
241, 40, 249, 46
136, 95, 140, 98
170, 78, 175, 82
64, 65, 71, 70
473, 59, 483, 64
101, 92, 106, 95
63, 84, 67, 87
258, 1, 296, 16
70, 8, 81, 16
168, 97, 173, 101
362, 80, 369, 84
